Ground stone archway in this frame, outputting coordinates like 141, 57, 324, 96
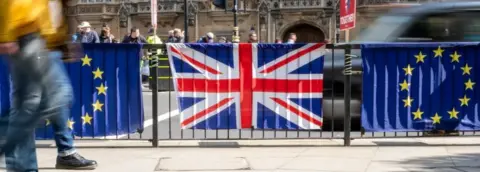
279, 21, 326, 43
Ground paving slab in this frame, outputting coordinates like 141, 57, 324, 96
299, 147, 378, 159
281, 157, 371, 172
154, 157, 250, 171
246, 157, 294, 170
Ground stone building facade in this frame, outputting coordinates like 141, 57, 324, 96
66, 0, 439, 43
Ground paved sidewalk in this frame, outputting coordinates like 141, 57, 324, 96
29, 138, 480, 171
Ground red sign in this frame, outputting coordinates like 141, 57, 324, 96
340, 0, 356, 31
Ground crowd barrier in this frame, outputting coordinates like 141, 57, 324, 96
0, 44, 145, 139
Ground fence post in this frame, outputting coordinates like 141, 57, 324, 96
343, 45, 352, 146
150, 47, 159, 147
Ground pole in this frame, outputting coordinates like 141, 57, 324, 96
232, 0, 240, 43
345, 30, 350, 42
151, 44, 159, 147
184, 0, 189, 42
335, 0, 340, 43
343, 45, 352, 146
150, 0, 159, 147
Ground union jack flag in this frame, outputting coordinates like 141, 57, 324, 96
167, 43, 325, 130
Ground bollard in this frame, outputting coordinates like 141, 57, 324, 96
149, 48, 159, 147
343, 46, 352, 146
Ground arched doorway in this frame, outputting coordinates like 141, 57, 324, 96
282, 23, 325, 43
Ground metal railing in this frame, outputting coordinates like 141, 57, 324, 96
22, 43, 477, 147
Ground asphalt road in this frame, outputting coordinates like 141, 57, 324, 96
106, 91, 479, 140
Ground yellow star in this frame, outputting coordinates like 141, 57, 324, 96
412, 108, 423, 120
433, 46, 444, 58
450, 51, 461, 63
402, 96, 414, 107
399, 79, 410, 91
92, 100, 104, 112
459, 95, 471, 107
414, 51, 426, 63
403, 64, 415, 76
447, 107, 459, 119
96, 83, 108, 96
81, 54, 92, 66
82, 113, 93, 125
431, 113, 442, 124
461, 63, 473, 75
67, 119, 75, 130
465, 79, 475, 90
92, 67, 104, 79
45, 119, 50, 126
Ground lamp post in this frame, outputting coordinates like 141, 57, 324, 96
232, 0, 240, 43
184, 0, 189, 42
335, 0, 340, 43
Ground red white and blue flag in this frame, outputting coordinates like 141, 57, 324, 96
167, 43, 325, 130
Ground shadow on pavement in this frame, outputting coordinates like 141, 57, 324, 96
391, 153, 480, 171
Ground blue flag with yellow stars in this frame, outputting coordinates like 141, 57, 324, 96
362, 43, 480, 131
0, 44, 145, 139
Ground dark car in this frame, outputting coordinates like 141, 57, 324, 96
325, 1, 480, 130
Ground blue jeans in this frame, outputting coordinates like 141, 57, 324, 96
0, 34, 73, 171
47, 51, 75, 156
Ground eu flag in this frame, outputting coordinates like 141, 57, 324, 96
362, 43, 480, 131
0, 44, 145, 139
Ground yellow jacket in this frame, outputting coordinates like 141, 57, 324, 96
43, 0, 69, 49
0, 0, 67, 49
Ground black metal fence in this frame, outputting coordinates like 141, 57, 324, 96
70, 43, 480, 147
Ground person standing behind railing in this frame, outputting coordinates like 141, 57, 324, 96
166, 30, 175, 43
99, 24, 116, 43
218, 36, 227, 43
78, 21, 100, 43
197, 32, 215, 43
286, 33, 297, 44
72, 26, 82, 43
275, 37, 283, 43
122, 27, 147, 44
122, 27, 148, 88
144, 27, 163, 85
247, 32, 258, 43
173, 28, 184, 43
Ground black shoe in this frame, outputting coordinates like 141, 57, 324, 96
55, 153, 97, 170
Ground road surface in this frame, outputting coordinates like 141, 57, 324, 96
92, 90, 479, 141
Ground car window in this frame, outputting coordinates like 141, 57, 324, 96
398, 11, 480, 42
461, 12, 480, 41
353, 15, 412, 42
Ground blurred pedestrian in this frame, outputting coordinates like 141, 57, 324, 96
0, 0, 96, 171
248, 32, 258, 43
78, 21, 100, 43
286, 33, 296, 44
99, 24, 116, 43
122, 27, 147, 44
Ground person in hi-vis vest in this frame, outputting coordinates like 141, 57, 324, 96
142, 27, 163, 84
